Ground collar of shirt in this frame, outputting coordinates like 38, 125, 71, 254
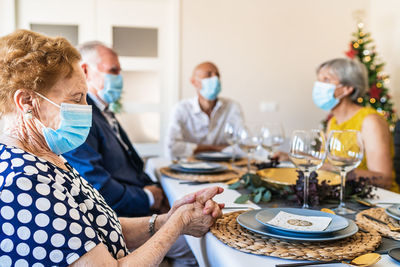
88, 91, 107, 112
88, 92, 131, 152
190, 96, 223, 117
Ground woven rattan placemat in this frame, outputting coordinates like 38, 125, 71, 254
159, 167, 241, 182
210, 211, 381, 261
356, 207, 400, 239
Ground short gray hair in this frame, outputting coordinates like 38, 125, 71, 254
76, 41, 109, 66
317, 58, 368, 101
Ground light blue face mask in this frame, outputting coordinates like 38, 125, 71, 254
312, 81, 339, 111
200, 76, 221, 100
98, 73, 123, 103
35, 93, 92, 155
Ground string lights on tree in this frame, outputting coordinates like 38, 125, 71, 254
345, 21, 397, 131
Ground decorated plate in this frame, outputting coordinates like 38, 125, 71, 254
237, 209, 358, 242
255, 208, 349, 234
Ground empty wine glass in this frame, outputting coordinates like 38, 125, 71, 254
224, 122, 238, 162
237, 125, 260, 173
260, 123, 285, 156
289, 129, 326, 208
327, 130, 364, 215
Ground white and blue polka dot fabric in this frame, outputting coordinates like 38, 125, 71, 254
0, 144, 129, 266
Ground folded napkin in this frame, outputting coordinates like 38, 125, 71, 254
200, 152, 229, 157
179, 162, 217, 170
267, 211, 332, 231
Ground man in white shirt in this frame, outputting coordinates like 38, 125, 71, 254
166, 62, 244, 159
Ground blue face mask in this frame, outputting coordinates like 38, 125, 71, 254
312, 81, 339, 111
98, 73, 123, 103
200, 76, 221, 100
35, 93, 92, 155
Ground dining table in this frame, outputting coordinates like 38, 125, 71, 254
145, 157, 400, 267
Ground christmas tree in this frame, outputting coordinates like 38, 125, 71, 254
345, 22, 397, 131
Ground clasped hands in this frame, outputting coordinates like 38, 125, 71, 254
167, 186, 225, 237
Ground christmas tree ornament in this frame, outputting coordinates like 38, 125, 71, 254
341, 21, 397, 130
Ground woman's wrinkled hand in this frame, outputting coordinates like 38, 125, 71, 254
168, 186, 225, 237
168, 186, 225, 219
175, 199, 223, 237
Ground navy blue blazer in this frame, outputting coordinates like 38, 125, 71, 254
63, 96, 154, 217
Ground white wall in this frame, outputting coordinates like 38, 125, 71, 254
369, 0, 400, 113
0, 0, 16, 36
180, 0, 371, 135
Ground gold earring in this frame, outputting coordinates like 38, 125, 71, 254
24, 110, 33, 120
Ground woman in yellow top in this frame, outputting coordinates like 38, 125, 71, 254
313, 58, 395, 191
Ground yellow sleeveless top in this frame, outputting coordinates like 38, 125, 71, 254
327, 107, 399, 192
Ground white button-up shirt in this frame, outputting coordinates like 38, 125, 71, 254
165, 97, 244, 158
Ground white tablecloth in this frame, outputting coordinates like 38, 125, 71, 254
146, 157, 400, 267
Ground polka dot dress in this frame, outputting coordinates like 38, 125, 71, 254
0, 144, 129, 266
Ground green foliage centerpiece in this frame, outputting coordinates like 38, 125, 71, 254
229, 168, 376, 206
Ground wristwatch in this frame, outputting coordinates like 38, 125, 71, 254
149, 214, 158, 235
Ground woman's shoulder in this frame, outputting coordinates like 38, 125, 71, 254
356, 107, 387, 129
362, 110, 389, 131
0, 144, 128, 265
357, 106, 380, 117
0, 144, 56, 177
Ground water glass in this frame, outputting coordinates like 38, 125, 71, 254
289, 129, 326, 208
327, 130, 363, 215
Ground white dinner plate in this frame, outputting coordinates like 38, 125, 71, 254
237, 209, 358, 242
255, 208, 348, 234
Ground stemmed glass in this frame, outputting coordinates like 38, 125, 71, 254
224, 122, 238, 162
260, 123, 285, 157
288, 130, 326, 208
237, 125, 260, 173
327, 130, 364, 215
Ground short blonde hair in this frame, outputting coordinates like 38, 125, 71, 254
0, 29, 81, 117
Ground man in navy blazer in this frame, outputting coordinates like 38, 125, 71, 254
63, 41, 165, 217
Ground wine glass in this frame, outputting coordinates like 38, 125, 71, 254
237, 125, 260, 173
288, 129, 326, 208
327, 130, 364, 215
224, 122, 238, 162
260, 123, 285, 157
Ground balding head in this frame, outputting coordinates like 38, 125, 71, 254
191, 61, 220, 92
192, 62, 220, 79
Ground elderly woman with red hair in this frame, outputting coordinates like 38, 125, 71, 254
0, 29, 223, 266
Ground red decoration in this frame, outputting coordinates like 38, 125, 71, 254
369, 84, 382, 99
345, 42, 358, 59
